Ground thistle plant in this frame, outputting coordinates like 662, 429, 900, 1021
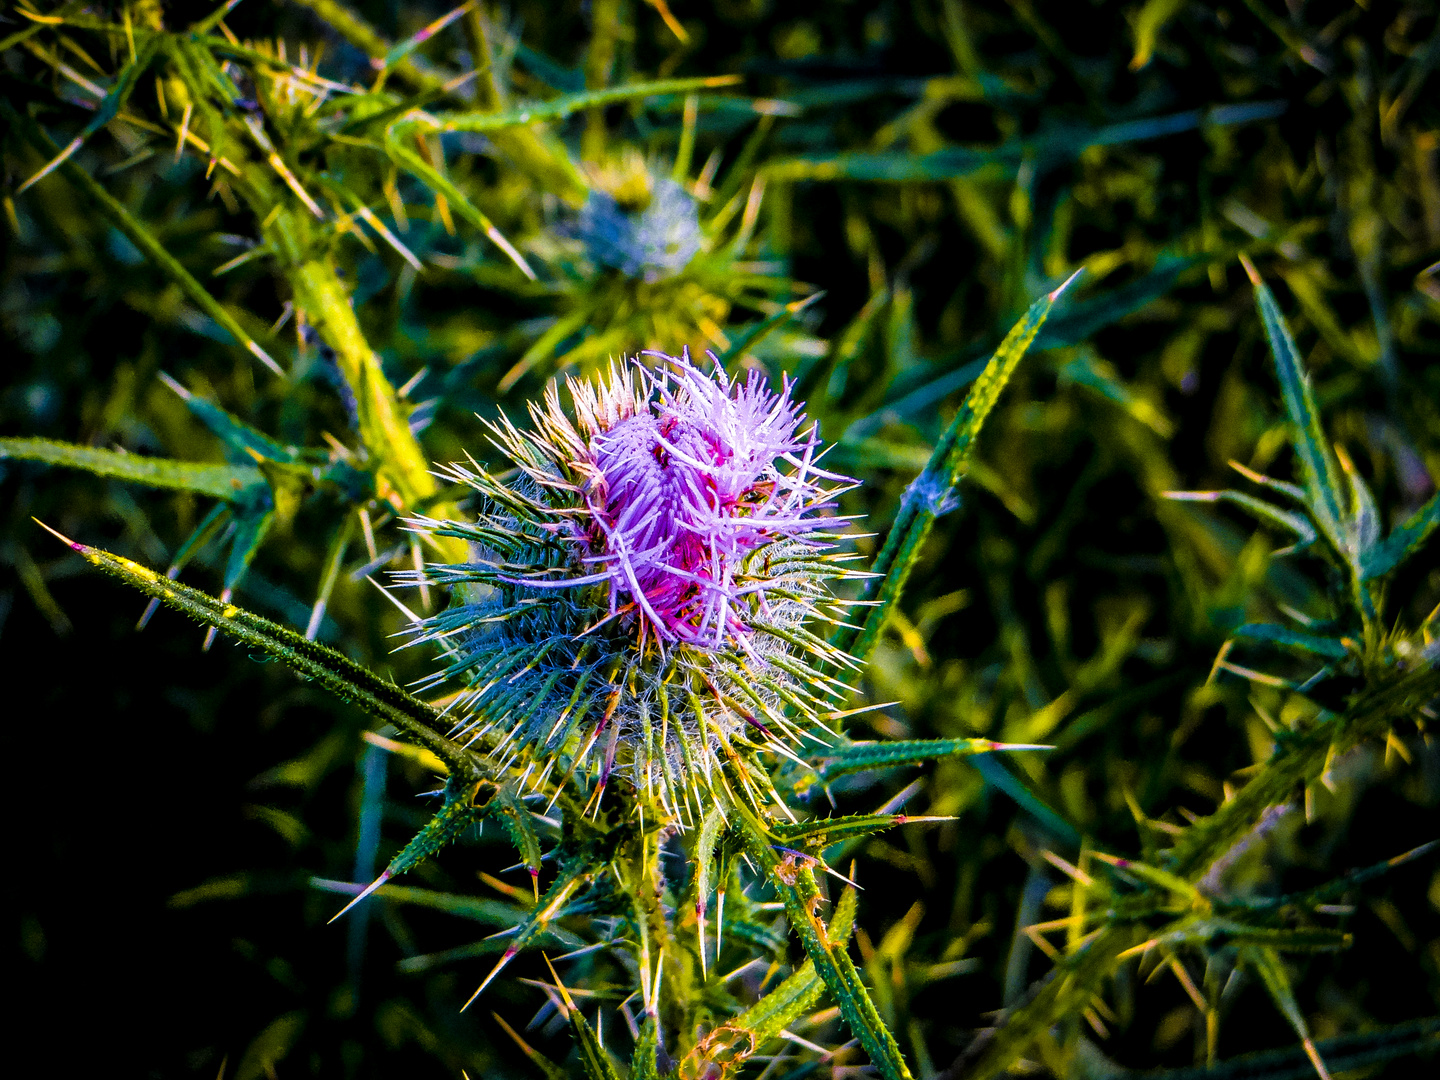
37, 277, 1070, 1080
403, 350, 861, 819
578, 151, 703, 282
7, 3, 1440, 1079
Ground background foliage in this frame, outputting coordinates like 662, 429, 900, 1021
2, 1, 1438, 1077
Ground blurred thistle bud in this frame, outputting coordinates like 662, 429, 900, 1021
578, 150, 703, 282
402, 351, 863, 819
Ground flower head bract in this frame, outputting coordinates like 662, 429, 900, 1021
403, 350, 863, 820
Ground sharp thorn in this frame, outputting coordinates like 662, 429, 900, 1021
462, 947, 517, 1012
327, 870, 392, 924
31, 517, 85, 552
1049, 265, 1085, 301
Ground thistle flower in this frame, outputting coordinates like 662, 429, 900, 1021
578, 177, 703, 282
577, 151, 703, 282
499, 147, 824, 392
403, 351, 862, 819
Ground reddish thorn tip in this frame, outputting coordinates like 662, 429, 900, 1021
1048, 266, 1085, 301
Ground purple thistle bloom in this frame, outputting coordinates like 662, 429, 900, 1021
402, 351, 862, 818
543, 351, 846, 649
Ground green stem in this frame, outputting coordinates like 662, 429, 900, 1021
732, 803, 915, 1080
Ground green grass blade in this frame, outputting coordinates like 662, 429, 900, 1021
844, 257, 1197, 443
50, 532, 474, 773
969, 754, 1081, 846
1, 437, 262, 499
1035, 255, 1201, 350
836, 275, 1078, 666
763, 103, 1285, 182
1361, 490, 1439, 581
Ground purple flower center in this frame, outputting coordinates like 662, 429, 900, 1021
572, 360, 836, 647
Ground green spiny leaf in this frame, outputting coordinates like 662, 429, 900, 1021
567, 1004, 624, 1080
631, 1014, 661, 1080
386, 775, 487, 879
495, 783, 544, 881
1239, 944, 1330, 1079
1231, 624, 1350, 660
683, 883, 860, 1076
1164, 489, 1319, 547
160, 374, 297, 464
1, 438, 262, 500
773, 814, 922, 850
223, 505, 275, 593
837, 275, 1077, 665
15, 31, 164, 194
1135, 1019, 1439, 1080
52, 532, 475, 774
405, 75, 744, 136
1361, 490, 1439, 581
1243, 259, 1347, 551
492, 1011, 570, 1080
383, 138, 537, 279
812, 737, 1047, 782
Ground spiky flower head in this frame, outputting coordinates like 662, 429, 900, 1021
403, 351, 862, 820
578, 151, 703, 282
